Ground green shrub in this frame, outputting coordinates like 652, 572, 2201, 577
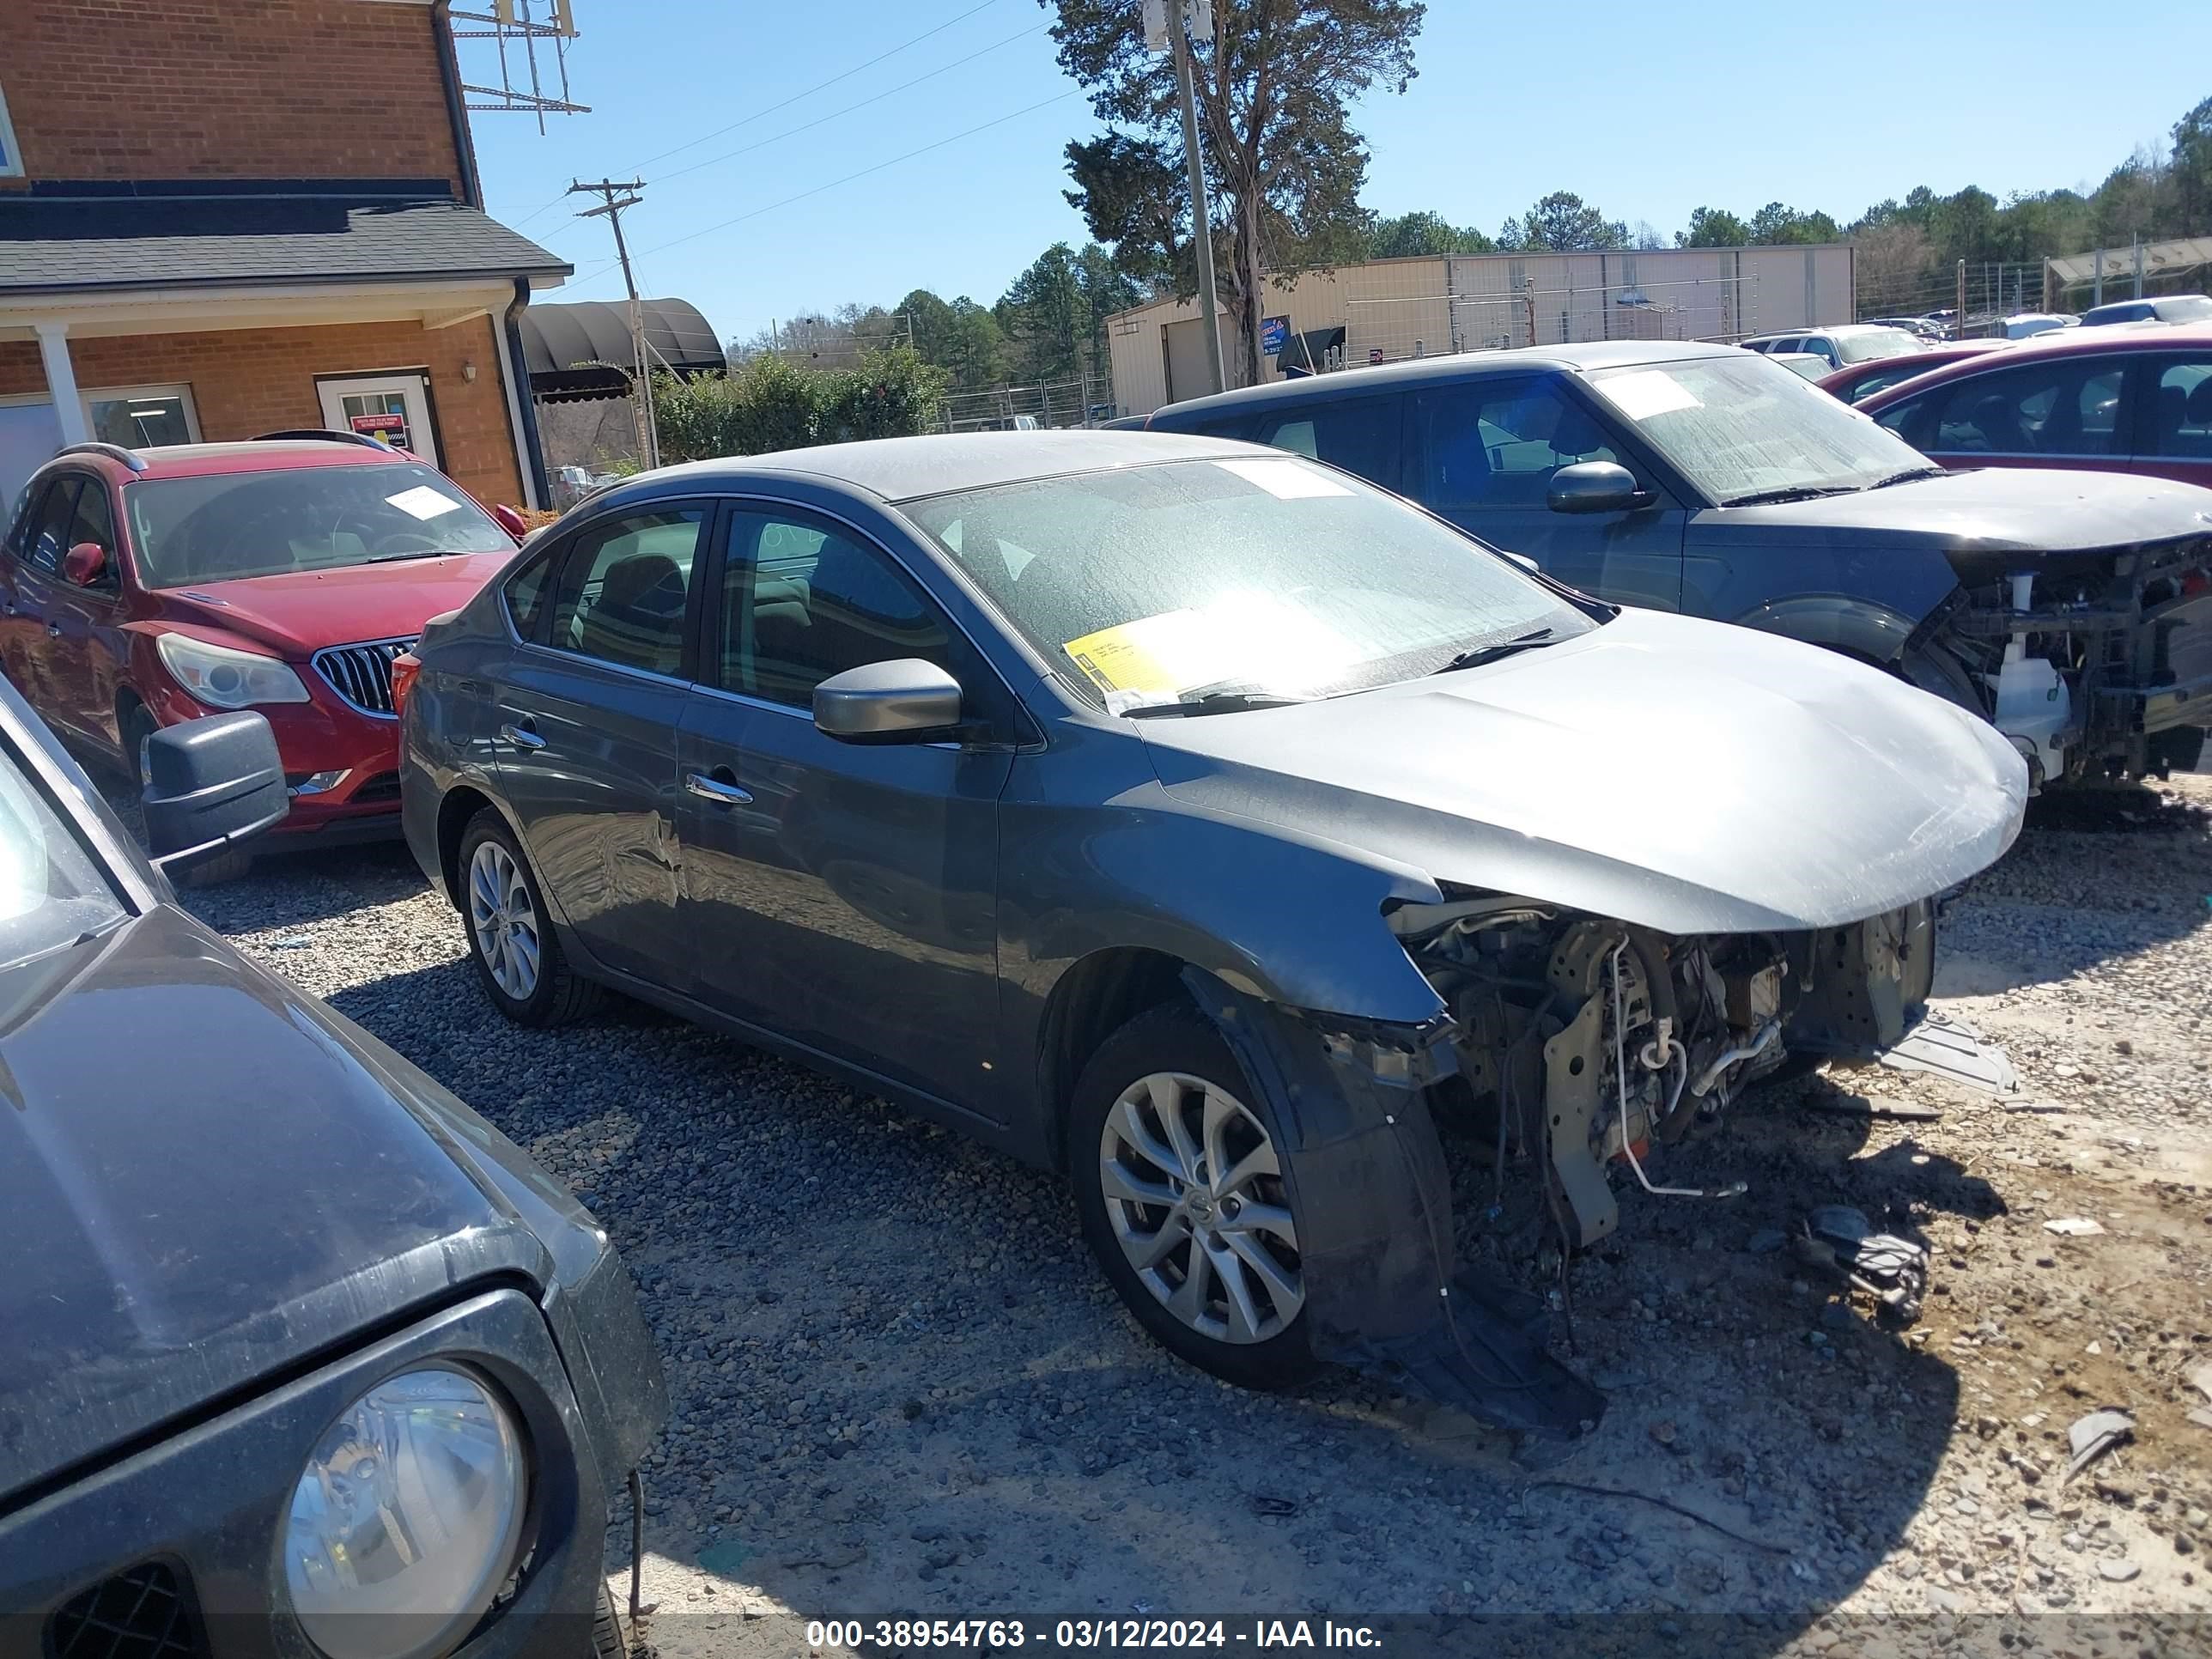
651, 346, 949, 462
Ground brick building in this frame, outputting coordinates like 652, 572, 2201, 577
0, 0, 569, 508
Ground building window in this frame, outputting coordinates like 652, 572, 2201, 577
84, 386, 200, 448
0, 84, 21, 178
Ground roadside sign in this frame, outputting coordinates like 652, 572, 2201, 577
1368, 347, 1384, 365
1260, 315, 1291, 356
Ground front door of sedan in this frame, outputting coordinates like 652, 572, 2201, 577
674, 504, 1013, 1115
493, 503, 707, 987
1407, 375, 1687, 610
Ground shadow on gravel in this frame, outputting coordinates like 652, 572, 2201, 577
318, 956, 1966, 1640
181, 842, 429, 929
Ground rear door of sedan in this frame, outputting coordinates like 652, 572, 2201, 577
2130, 346, 2212, 490
671, 498, 1017, 1115
491, 501, 710, 987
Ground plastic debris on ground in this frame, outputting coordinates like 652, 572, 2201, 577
2063, 1409, 2134, 1483
1790, 1205, 1929, 1322
2043, 1216, 2107, 1237
1873, 1008, 2017, 1095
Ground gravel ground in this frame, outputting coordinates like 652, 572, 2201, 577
173, 775, 2212, 1658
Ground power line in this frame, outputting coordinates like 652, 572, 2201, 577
499, 0, 1009, 231
562, 89, 1079, 288
654, 22, 1047, 187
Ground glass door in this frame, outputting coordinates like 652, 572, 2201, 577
316, 372, 441, 465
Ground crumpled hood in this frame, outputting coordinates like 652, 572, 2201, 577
1713, 465, 2212, 556
0, 905, 563, 1509
157, 550, 515, 659
1136, 607, 2027, 936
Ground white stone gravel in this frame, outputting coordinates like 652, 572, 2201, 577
175, 775, 2212, 1657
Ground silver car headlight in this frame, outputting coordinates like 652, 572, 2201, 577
283, 1367, 529, 1659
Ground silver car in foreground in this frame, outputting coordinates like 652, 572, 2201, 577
400, 432, 2024, 1446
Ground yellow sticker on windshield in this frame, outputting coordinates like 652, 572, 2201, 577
1062, 610, 1213, 700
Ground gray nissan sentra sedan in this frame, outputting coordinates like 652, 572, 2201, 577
398, 431, 2025, 1441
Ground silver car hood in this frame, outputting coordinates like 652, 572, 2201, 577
1135, 607, 2027, 936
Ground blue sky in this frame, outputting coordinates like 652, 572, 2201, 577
468, 0, 2212, 349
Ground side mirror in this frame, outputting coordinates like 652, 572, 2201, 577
143, 711, 289, 870
490, 503, 529, 541
812, 659, 963, 744
63, 541, 108, 586
1548, 461, 1647, 515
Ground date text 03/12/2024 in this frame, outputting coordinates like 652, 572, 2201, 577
806, 1619, 1384, 1650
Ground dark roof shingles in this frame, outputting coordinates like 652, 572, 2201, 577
0, 194, 570, 294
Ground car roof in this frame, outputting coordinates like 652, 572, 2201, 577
1856, 320, 2212, 409
608, 430, 1262, 506
1744, 323, 1909, 343
1145, 338, 1738, 422
40, 438, 425, 483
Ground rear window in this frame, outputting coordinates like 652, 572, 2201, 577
125, 462, 513, 588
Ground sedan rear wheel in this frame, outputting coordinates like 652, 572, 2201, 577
1072, 1003, 1316, 1388
458, 809, 599, 1026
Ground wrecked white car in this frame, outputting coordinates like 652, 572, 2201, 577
402, 432, 2026, 1444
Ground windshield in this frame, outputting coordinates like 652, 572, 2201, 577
125, 462, 513, 588
0, 743, 125, 975
902, 456, 1593, 712
1589, 354, 1929, 505
1837, 327, 1928, 363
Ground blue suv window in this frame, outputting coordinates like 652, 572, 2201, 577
1249, 397, 1401, 491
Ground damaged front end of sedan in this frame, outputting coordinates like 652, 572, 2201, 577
1180, 891, 1955, 1449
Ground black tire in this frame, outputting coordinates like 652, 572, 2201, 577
1070, 1001, 1317, 1390
457, 808, 600, 1027
123, 702, 253, 884
592, 1583, 629, 1659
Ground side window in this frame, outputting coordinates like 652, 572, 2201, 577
545, 507, 704, 676
1416, 380, 1620, 510
1253, 398, 1401, 490
1806, 338, 1840, 368
719, 509, 953, 710
64, 480, 118, 589
1874, 393, 1932, 445
19, 479, 82, 574
503, 546, 556, 641
2148, 362, 2212, 458
1925, 360, 2125, 456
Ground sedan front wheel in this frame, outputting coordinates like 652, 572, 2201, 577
1072, 1004, 1316, 1389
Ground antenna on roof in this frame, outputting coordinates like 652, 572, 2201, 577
452, 0, 586, 132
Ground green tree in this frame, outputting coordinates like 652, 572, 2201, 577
1046, 0, 1426, 386
999, 243, 1089, 383
1746, 202, 1841, 245
1366, 209, 1492, 258
1675, 205, 1750, 247
1498, 191, 1627, 251
2174, 95, 2212, 233
1064, 131, 1189, 289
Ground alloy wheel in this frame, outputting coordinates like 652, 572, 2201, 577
467, 839, 542, 1002
1097, 1071, 1304, 1345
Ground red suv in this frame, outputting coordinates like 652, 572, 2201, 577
0, 434, 521, 862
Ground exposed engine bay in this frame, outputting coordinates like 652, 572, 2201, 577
1927, 533, 2212, 790
1389, 894, 1936, 1255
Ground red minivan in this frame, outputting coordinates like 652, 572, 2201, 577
1856, 321, 2212, 489
0, 434, 522, 864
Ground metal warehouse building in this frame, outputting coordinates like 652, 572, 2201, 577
1105, 244, 1856, 416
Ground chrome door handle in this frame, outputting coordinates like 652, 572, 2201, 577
499, 722, 546, 750
46, 623, 60, 638
684, 770, 752, 805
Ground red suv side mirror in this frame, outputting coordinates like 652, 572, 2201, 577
490, 503, 528, 541
64, 541, 108, 586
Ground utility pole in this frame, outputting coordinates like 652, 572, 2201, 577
1163, 2, 1224, 395
569, 177, 660, 471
